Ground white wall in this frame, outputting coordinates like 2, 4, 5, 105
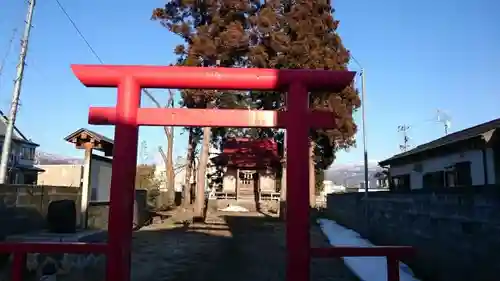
259, 170, 276, 192
37, 164, 83, 186
389, 148, 496, 190
223, 169, 237, 192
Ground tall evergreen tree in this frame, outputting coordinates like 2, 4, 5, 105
152, 0, 359, 213
152, 0, 260, 216
248, 0, 361, 207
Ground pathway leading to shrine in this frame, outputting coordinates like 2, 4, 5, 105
51, 211, 359, 281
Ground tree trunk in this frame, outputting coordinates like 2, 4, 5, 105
194, 126, 211, 217
142, 89, 176, 209
157, 147, 169, 209
182, 128, 195, 207
166, 126, 175, 206
309, 140, 316, 207
279, 132, 287, 220
165, 90, 175, 207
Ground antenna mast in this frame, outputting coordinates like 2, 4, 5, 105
398, 125, 411, 152
436, 109, 451, 136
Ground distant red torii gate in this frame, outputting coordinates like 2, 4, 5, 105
0, 65, 414, 281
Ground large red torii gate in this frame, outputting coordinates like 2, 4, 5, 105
0, 65, 414, 281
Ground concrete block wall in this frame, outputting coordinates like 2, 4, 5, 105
87, 189, 150, 230
0, 184, 80, 239
325, 188, 500, 281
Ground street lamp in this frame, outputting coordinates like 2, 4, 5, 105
359, 68, 369, 198
350, 57, 369, 197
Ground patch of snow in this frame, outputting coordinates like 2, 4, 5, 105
317, 218, 419, 281
218, 205, 249, 212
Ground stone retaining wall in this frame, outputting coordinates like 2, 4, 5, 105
325, 188, 500, 281
0, 185, 79, 239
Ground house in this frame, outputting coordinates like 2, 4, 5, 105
211, 138, 281, 201
379, 118, 500, 191
0, 110, 43, 184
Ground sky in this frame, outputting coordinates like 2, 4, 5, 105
0, 0, 499, 166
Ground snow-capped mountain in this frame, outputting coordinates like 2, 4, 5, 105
325, 160, 383, 187
35, 151, 83, 165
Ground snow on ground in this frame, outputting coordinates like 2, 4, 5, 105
219, 205, 249, 212
317, 219, 420, 281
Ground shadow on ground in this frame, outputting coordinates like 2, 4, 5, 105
0, 211, 359, 281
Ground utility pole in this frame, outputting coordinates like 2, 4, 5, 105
0, 0, 36, 184
398, 125, 411, 152
360, 69, 369, 198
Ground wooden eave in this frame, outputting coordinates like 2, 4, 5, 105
64, 128, 114, 156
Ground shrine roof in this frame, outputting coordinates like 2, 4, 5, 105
212, 138, 280, 168
64, 128, 114, 155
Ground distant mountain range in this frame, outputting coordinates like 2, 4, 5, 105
34, 151, 382, 188
35, 151, 83, 165
325, 161, 383, 187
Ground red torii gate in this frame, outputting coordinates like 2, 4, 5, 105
0, 65, 413, 281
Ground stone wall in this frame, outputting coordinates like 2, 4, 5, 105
87, 189, 150, 230
0, 184, 79, 239
325, 187, 500, 281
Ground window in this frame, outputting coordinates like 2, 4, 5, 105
392, 174, 411, 191
445, 171, 456, 187
21, 146, 35, 160
445, 161, 472, 187
455, 161, 472, 186
423, 171, 445, 189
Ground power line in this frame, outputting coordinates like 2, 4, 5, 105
0, 29, 18, 86
53, 0, 157, 100
53, 0, 104, 64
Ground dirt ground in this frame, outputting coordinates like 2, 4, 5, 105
2, 211, 359, 281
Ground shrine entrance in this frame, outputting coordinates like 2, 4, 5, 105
0, 65, 414, 281
237, 170, 257, 201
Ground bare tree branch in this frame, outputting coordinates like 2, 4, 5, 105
158, 146, 167, 163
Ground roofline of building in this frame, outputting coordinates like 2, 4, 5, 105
379, 119, 500, 166
0, 109, 39, 146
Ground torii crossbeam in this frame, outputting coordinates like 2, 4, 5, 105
0, 65, 415, 281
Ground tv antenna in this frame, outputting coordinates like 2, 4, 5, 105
436, 109, 451, 135
398, 125, 411, 152
139, 141, 149, 164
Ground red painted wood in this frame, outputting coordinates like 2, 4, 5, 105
387, 257, 400, 281
1, 64, 414, 281
0, 64, 415, 281
71, 64, 355, 92
11, 253, 25, 281
104, 76, 141, 281
286, 82, 311, 281
88, 107, 338, 128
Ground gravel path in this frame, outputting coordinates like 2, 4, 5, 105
1, 211, 358, 281
203, 212, 359, 281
